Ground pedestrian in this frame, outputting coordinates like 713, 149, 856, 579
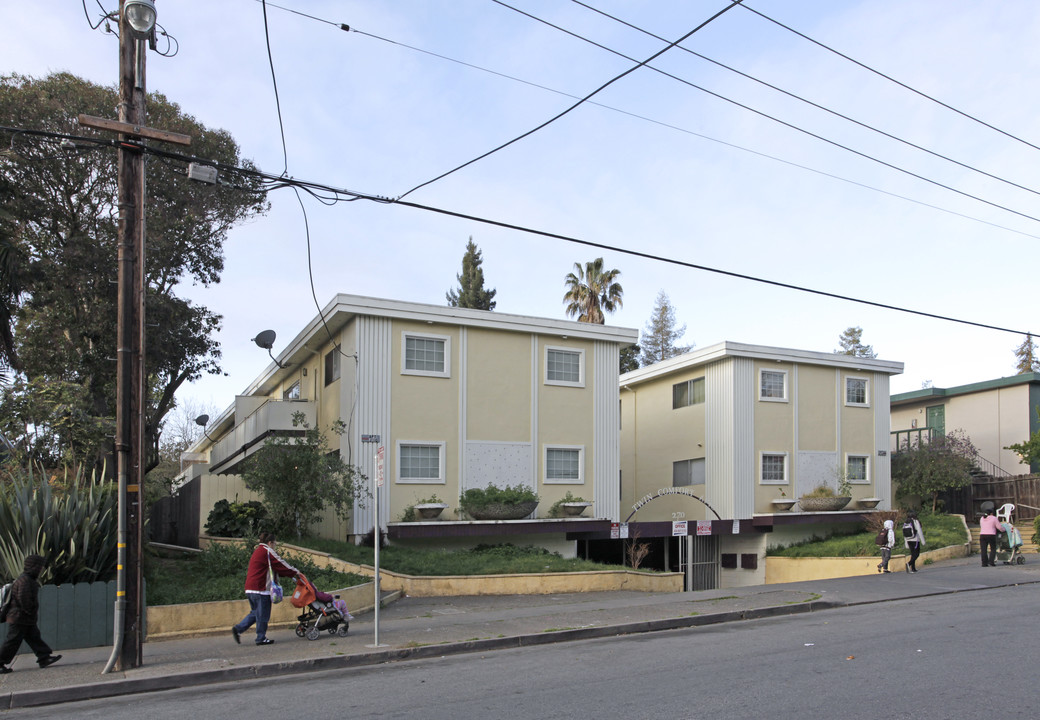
876, 519, 896, 573
0, 554, 62, 674
231, 532, 299, 646
978, 506, 1003, 567
902, 510, 925, 573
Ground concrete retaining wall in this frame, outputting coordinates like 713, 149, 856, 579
765, 543, 971, 583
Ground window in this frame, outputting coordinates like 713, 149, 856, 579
760, 453, 787, 484
846, 454, 869, 483
845, 376, 869, 406
760, 369, 787, 401
324, 350, 340, 386
398, 442, 445, 484
545, 346, 584, 387
672, 378, 705, 409
402, 333, 450, 377
545, 445, 584, 483
673, 459, 705, 487
283, 381, 300, 400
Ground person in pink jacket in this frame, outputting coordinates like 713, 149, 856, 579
231, 532, 299, 646
978, 507, 1003, 567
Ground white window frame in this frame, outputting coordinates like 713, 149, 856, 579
759, 369, 788, 402
845, 454, 870, 484
544, 444, 585, 484
544, 346, 585, 388
672, 378, 705, 409
845, 376, 870, 407
283, 380, 300, 400
396, 441, 446, 484
760, 452, 788, 485
401, 332, 451, 378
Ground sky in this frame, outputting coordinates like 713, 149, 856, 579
2, 0, 1039, 416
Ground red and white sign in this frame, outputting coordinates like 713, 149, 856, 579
672, 520, 688, 536
696, 520, 712, 536
376, 446, 385, 488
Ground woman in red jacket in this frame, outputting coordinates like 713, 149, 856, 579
231, 532, 298, 646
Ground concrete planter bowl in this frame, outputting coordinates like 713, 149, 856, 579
798, 496, 852, 512
770, 499, 797, 511
414, 503, 449, 519
465, 500, 539, 520
560, 501, 593, 517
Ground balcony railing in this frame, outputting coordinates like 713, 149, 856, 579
209, 399, 316, 474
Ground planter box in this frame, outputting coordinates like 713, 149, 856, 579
560, 501, 592, 517
414, 503, 449, 519
465, 500, 539, 520
798, 496, 851, 512
858, 498, 881, 509
771, 499, 796, 511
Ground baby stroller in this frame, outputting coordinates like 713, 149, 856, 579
291, 574, 353, 640
996, 503, 1025, 565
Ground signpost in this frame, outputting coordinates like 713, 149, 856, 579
364, 436, 386, 648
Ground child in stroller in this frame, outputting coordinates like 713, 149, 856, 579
290, 574, 353, 640
996, 503, 1025, 565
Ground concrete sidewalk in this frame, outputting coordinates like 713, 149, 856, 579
2, 555, 1037, 709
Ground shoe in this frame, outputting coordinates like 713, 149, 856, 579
38, 655, 61, 669
256, 638, 274, 646
232, 627, 241, 644
0, 665, 11, 674
910, 569, 918, 573
883, 570, 891, 573
877, 563, 882, 573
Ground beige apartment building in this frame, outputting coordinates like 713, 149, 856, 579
180, 294, 638, 554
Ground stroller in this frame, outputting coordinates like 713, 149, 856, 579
290, 574, 353, 640
996, 503, 1025, 565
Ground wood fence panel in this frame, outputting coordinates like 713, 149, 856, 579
0, 581, 117, 654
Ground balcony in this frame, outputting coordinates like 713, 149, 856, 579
208, 399, 316, 475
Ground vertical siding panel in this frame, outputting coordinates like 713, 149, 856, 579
874, 372, 892, 509
354, 316, 392, 536
593, 341, 621, 521
706, 357, 753, 520
733, 358, 755, 518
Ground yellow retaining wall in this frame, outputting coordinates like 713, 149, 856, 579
765, 543, 971, 584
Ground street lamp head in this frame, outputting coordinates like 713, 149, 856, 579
124, 0, 157, 38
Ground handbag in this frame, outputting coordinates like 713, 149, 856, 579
267, 554, 283, 604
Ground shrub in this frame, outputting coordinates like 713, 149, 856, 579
204, 499, 268, 537
459, 483, 538, 513
548, 491, 588, 518
801, 484, 836, 499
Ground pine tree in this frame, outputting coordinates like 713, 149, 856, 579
1014, 334, 1040, 374
836, 326, 877, 358
639, 290, 692, 366
446, 238, 497, 310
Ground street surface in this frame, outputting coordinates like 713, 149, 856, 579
8, 583, 1038, 719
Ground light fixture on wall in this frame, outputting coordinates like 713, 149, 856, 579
252, 329, 287, 368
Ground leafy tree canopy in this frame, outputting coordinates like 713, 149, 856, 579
835, 326, 877, 358
0, 72, 268, 475
619, 343, 640, 374
892, 430, 978, 512
563, 257, 622, 324
1014, 334, 1039, 375
446, 237, 496, 310
241, 412, 368, 538
1005, 408, 1040, 470
639, 290, 692, 367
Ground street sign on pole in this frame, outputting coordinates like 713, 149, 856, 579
368, 445, 387, 648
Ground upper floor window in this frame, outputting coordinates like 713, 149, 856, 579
402, 333, 450, 378
545, 346, 584, 387
283, 380, 300, 400
324, 349, 340, 386
845, 376, 869, 406
673, 458, 705, 487
545, 445, 584, 483
673, 378, 705, 409
760, 369, 787, 402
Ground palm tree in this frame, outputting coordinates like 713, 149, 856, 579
562, 258, 623, 324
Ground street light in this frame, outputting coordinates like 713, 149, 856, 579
123, 0, 157, 38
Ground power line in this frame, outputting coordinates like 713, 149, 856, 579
496, 0, 1040, 226
396, 0, 746, 200
260, 0, 290, 176
6, 125, 1031, 337
570, 0, 1040, 201
738, 2, 1040, 154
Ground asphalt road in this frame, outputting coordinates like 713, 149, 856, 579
10, 583, 1039, 719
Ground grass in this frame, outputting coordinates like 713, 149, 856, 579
766, 513, 968, 558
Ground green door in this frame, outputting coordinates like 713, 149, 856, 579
926, 405, 945, 438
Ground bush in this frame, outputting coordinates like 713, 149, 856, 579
548, 491, 588, 517
204, 499, 268, 537
768, 513, 967, 557
459, 483, 538, 513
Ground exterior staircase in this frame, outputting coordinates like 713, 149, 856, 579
968, 525, 1038, 558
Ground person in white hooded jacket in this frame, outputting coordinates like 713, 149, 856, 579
876, 519, 896, 573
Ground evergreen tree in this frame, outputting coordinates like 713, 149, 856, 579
639, 290, 692, 366
836, 326, 877, 358
446, 238, 496, 310
619, 344, 640, 374
1014, 334, 1039, 374
562, 258, 623, 324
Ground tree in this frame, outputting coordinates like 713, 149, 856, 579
0, 73, 268, 475
241, 412, 367, 538
1013, 334, 1039, 374
1005, 409, 1040, 470
144, 397, 218, 507
446, 237, 496, 310
835, 326, 877, 358
562, 258, 623, 324
619, 344, 640, 374
892, 430, 978, 512
639, 290, 693, 366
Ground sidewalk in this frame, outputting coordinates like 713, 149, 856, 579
3, 555, 1038, 709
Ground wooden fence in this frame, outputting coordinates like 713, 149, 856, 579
939, 474, 1040, 523
148, 477, 201, 548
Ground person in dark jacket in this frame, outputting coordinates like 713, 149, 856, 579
0, 554, 61, 673
231, 532, 298, 646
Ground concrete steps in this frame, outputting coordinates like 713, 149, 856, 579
968, 525, 1037, 556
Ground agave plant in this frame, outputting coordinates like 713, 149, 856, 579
0, 463, 117, 585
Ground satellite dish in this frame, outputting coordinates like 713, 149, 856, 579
194, 414, 210, 427
252, 329, 277, 350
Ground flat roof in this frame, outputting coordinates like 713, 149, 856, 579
891, 372, 1040, 406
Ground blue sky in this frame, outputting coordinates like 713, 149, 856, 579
3, 1, 1039, 412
